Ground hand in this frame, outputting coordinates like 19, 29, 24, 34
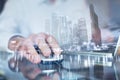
8, 33, 62, 63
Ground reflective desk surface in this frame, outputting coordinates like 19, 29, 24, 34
0, 51, 120, 80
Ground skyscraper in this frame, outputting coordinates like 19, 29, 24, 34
90, 4, 102, 46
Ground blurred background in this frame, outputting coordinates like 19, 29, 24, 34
0, 0, 120, 80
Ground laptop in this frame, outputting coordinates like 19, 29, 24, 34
114, 36, 120, 57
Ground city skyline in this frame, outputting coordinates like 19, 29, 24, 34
45, 13, 88, 45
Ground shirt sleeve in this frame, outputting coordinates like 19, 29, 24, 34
0, 0, 27, 51
0, 18, 23, 51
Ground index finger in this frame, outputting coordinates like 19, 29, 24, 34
34, 33, 51, 57
46, 35, 62, 55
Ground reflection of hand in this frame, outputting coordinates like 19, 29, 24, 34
8, 33, 62, 63
8, 57, 60, 80
8, 57, 42, 80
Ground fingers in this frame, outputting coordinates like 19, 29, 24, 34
15, 33, 61, 64
46, 35, 62, 55
34, 33, 62, 55
18, 38, 41, 64
26, 54, 41, 64
34, 33, 51, 57
27, 39, 41, 63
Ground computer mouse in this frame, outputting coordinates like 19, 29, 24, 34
34, 45, 63, 64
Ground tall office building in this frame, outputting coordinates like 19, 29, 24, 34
51, 13, 59, 39
72, 18, 88, 45
51, 13, 69, 45
45, 19, 51, 34
90, 4, 102, 46
78, 18, 88, 44
58, 16, 68, 45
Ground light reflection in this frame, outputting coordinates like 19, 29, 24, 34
62, 51, 113, 70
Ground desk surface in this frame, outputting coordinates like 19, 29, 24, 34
0, 51, 120, 80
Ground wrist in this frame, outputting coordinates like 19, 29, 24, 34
8, 35, 24, 51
